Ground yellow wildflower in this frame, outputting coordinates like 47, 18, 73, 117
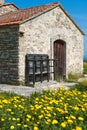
27, 114, 31, 119
41, 110, 44, 113
34, 126, 39, 130
24, 124, 28, 128
45, 121, 50, 125
46, 113, 51, 117
21, 98, 25, 101
67, 119, 73, 124
0, 105, 3, 108
1, 118, 4, 121
17, 123, 21, 126
2, 99, 8, 104
35, 98, 39, 101
76, 126, 82, 130
47, 119, 51, 123
70, 115, 76, 120
73, 106, 79, 111
10, 125, 15, 129
14, 104, 17, 108
59, 86, 64, 88
32, 117, 34, 120
6, 108, 11, 112
38, 115, 43, 119
37, 122, 40, 124
11, 112, 14, 115
61, 122, 67, 128
12, 118, 16, 121
78, 117, 84, 121
8, 118, 11, 120
52, 119, 58, 125
26, 118, 30, 122
17, 118, 20, 121
82, 108, 85, 111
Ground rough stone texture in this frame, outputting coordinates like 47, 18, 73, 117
0, 26, 19, 83
0, 0, 4, 4
19, 6, 84, 81
0, 6, 84, 84
0, 4, 18, 16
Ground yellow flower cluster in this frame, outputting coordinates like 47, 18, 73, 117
0, 86, 87, 130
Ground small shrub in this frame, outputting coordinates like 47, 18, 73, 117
66, 73, 82, 82
83, 62, 87, 74
80, 79, 87, 86
83, 62, 87, 67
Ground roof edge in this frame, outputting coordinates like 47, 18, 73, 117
20, 3, 84, 35
20, 4, 60, 24
59, 4, 84, 35
0, 21, 20, 26
0, 3, 19, 9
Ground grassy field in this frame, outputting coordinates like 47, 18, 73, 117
0, 85, 87, 130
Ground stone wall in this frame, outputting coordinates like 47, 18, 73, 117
0, 26, 19, 84
19, 6, 84, 81
0, 0, 4, 5
0, 6, 84, 84
0, 4, 18, 16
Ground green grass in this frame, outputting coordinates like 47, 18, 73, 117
0, 85, 87, 130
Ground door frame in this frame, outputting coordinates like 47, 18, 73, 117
53, 39, 66, 81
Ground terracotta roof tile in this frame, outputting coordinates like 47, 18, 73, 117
0, 2, 60, 26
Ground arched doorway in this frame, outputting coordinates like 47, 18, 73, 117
54, 39, 66, 81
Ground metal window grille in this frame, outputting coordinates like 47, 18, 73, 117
26, 54, 55, 86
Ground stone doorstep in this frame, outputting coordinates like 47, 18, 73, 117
0, 81, 77, 97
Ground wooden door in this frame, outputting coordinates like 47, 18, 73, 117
54, 40, 65, 80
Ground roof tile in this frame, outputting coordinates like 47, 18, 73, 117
0, 2, 60, 26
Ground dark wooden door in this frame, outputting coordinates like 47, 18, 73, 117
54, 40, 65, 80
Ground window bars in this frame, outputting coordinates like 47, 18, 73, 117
26, 54, 55, 86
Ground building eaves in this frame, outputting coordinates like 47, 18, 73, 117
20, 4, 84, 35
0, 2, 84, 35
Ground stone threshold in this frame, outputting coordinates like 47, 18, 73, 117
0, 80, 77, 97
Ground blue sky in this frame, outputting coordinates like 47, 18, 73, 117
5, 0, 87, 59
